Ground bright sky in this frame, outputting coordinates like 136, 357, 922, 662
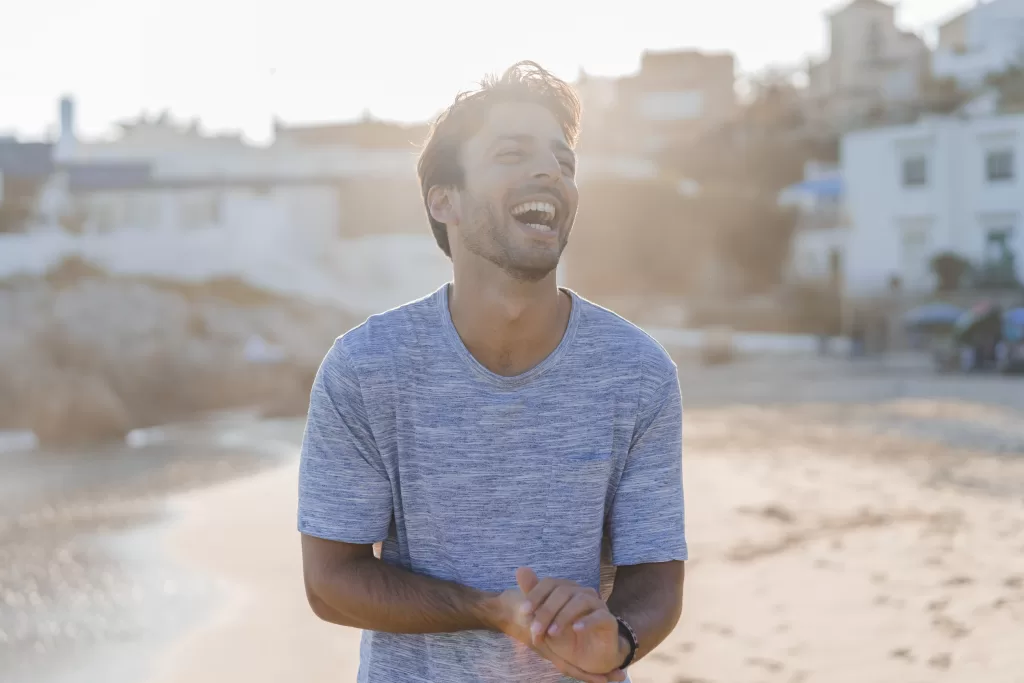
2, 0, 969, 143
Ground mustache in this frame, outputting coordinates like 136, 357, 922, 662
508, 186, 567, 208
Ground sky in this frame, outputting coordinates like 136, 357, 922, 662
1, 0, 969, 143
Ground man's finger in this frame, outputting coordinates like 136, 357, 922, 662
572, 608, 616, 633
515, 566, 539, 594
529, 584, 577, 642
548, 591, 602, 637
521, 576, 561, 617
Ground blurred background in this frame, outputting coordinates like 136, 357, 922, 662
2, 0, 1024, 681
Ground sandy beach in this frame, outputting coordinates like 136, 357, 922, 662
140, 363, 1024, 683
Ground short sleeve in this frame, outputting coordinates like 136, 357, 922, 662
607, 370, 687, 566
297, 340, 393, 544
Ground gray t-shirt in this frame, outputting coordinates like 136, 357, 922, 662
298, 285, 687, 683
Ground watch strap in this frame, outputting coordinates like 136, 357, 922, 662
615, 616, 638, 669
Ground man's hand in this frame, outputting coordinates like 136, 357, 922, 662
488, 575, 626, 683
516, 568, 628, 680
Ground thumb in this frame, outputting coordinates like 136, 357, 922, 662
516, 566, 539, 593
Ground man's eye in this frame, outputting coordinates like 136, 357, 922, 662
498, 149, 524, 160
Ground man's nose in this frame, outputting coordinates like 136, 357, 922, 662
529, 153, 562, 182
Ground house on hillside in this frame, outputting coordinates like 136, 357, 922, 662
611, 49, 738, 156
0, 140, 54, 232
841, 111, 1024, 297
778, 162, 847, 287
806, 0, 930, 132
934, 0, 1024, 89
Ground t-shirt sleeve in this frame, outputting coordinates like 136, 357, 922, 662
607, 368, 687, 566
297, 340, 393, 544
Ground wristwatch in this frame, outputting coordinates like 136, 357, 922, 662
615, 616, 638, 669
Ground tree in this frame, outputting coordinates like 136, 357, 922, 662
930, 252, 970, 292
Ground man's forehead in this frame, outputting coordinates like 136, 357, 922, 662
469, 102, 569, 149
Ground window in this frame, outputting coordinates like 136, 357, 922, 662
866, 20, 884, 61
902, 155, 928, 187
986, 149, 1015, 182
899, 218, 933, 291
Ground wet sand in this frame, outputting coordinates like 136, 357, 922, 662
142, 360, 1024, 683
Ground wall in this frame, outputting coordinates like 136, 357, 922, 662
933, 0, 1024, 87
842, 114, 1024, 297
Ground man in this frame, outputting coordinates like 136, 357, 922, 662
298, 61, 687, 683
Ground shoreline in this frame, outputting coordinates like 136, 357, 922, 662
144, 461, 363, 683
139, 400, 1024, 683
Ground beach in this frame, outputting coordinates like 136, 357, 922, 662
144, 360, 1024, 683
4, 358, 1024, 683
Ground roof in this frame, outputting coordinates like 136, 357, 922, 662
778, 175, 843, 205
829, 0, 893, 17
0, 142, 54, 179
64, 167, 347, 194
274, 119, 430, 150
66, 162, 153, 192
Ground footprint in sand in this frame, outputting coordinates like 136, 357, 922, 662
650, 652, 676, 664
700, 623, 734, 637
677, 642, 695, 653
928, 653, 952, 670
890, 647, 914, 662
932, 615, 970, 639
746, 657, 784, 673
1005, 575, 1023, 590
943, 575, 974, 587
926, 597, 950, 612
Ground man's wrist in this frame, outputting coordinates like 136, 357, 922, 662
472, 591, 508, 632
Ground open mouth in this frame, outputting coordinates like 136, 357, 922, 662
510, 200, 557, 233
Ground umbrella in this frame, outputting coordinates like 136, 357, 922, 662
1004, 307, 1024, 328
903, 303, 964, 330
954, 302, 1002, 341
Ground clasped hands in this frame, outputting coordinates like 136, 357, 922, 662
494, 567, 628, 683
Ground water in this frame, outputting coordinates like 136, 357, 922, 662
0, 413, 304, 683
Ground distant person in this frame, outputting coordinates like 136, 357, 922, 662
298, 61, 686, 683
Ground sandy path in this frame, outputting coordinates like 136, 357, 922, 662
147, 465, 362, 683
145, 404, 1024, 683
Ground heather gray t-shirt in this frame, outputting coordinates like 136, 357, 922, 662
298, 285, 687, 683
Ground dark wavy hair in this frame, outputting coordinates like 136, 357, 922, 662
416, 61, 582, 257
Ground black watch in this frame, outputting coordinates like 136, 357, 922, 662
615, 616, 638, 669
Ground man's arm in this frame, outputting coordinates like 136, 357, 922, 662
606, 561, 685, 664
604, 357, 688, 665
303, 537, 623, 683
301, 534, 504, 633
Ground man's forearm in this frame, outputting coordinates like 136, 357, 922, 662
606, 561, 685, 663
306, 555, 502, 634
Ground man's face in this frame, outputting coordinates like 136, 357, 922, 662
451, 102, 579, 281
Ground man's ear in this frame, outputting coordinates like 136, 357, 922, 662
427, 185, 458, 226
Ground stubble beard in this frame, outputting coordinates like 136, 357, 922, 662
459, 195, 567, 283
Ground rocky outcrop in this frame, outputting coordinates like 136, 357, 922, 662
0, 259, 356, 446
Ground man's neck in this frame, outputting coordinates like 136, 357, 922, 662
448, 267, 570, 377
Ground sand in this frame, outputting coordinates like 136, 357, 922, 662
145, 398, 1024, 683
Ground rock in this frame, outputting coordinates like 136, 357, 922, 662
29, 371, 131, 446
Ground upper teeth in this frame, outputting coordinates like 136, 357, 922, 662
511, 201, 556, 223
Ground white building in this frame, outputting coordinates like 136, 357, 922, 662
842, 112, 1024, 297
934, 0, 1024, 89
806, 0, 930, 131
778, 162, 848, 285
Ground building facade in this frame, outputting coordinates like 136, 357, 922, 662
934, 0, 1024, 89
842, 112, 1024, 297
806, 0, 930, 132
